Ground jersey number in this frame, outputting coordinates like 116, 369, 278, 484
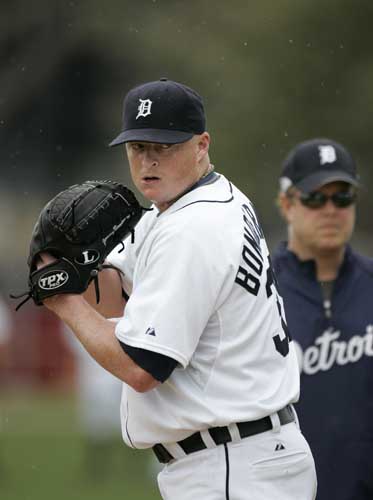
266, 255, 291, 357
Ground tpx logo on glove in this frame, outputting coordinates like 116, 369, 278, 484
38, 270, 69, 290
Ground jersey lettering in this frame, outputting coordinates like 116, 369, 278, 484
266, 254, 291, 357
235, 204, 264, 296
235, 266, 260, 295
243, 226, 263, 266
295, 325, 373, 375
242, 245, 263, 275
242, 203, 264, 243
236, 205, 290, 356
273, 299, 290, 357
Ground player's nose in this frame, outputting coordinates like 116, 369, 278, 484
323, 198, 339, 213
141, 148, 159, 168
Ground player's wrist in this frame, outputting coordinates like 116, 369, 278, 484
43, 293, 86, 317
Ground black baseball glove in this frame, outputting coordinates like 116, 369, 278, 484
11, 180, 144, 310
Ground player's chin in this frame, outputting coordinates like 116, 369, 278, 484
317, 237, 346, 252
138, 182, 161, 199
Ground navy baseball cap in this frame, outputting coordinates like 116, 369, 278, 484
280, 138, 359, 193
109, 78, 206, 146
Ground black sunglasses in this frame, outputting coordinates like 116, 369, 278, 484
298, 190, 357, 209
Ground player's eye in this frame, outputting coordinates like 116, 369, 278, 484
155, 144, 173, 152
130, 143, 145, 151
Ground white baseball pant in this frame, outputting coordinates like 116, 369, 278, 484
157, 421, 317, 500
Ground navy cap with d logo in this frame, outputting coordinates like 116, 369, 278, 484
279, 138, 359, 193
109, 78, 206, 146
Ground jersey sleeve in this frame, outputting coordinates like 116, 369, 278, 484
115, 215, 231, 368
119, 342, 178, 382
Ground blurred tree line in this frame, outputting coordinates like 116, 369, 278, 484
1, 0, 372, 291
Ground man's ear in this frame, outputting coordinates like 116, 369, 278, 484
196, 132, 210, 162
277, 192, 293, 222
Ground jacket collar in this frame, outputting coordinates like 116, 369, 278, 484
274, 241, 354, 281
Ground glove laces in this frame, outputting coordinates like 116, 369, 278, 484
9, 289, 33, 311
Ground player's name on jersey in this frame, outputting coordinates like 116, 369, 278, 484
235, 202, 265, 297
294, 325, 373, 375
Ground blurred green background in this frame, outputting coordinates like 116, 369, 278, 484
1, 1, 373, 498
1, 391, 160, 500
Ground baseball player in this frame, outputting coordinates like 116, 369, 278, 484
273, 138, 373, 500
37, 78, 316, 499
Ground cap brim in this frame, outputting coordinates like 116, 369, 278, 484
109, 129, 194, 147
296, 170, 359, 193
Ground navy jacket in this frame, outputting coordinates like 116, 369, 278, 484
273, 243, 373, 500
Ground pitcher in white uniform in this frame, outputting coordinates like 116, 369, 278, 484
37, 78, 317, 499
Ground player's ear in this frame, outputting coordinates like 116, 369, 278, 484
196, 132, 210, 162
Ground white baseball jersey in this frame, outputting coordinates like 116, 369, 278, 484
107, 173, 300, 449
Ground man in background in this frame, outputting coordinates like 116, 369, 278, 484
273, 138, 373, 499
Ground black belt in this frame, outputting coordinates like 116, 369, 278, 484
153, 405, 294, 464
